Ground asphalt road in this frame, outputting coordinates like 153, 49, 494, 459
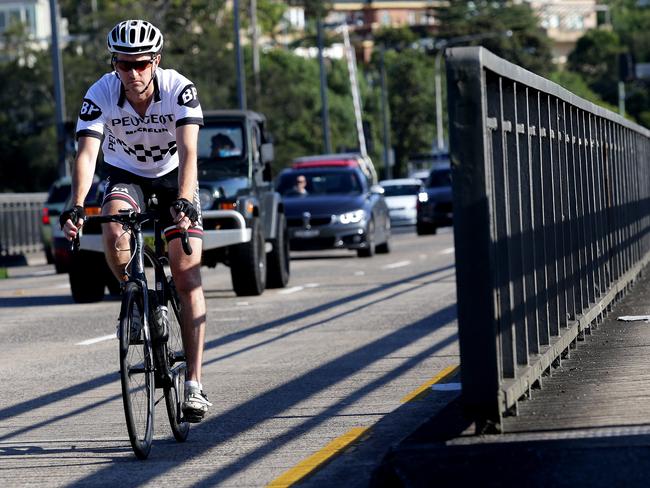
0, 227, 459, 487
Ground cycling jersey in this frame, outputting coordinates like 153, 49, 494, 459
76, 67, 203, 178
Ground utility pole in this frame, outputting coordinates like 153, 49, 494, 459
233, 0, 246, 110
49, 0, 67, 177
317, 18, 331, 153
379, 47, 392, 179
251, 0, 261, 98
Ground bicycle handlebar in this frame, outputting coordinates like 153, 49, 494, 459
70, 210, 193, 256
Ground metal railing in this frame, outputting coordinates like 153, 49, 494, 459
0, 193, 47, 257
446, 47, 650, 432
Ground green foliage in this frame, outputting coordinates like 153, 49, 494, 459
567, 29, 623, 104
252, 49, 358, 175
564, 1, 650, 127
372, 49, 435, 178
435, 0, 554, 76
0, 27, 58, 192
548, 70, 619, 113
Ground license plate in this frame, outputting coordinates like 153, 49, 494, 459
294, 229, 320, 238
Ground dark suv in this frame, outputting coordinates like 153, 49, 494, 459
416, 164, 453, 235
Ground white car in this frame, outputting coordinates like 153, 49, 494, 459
379, 178, 423, 226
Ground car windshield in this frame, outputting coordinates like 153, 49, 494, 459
426, 168, 451, 188
198, 122, 247, 178
277, 171, 362, 196
382, 184, 421, 197
47, 183, 72, 204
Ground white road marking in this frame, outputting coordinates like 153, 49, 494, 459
236, 301, 250, 306
279, 283, 320, 295
279, 286, 304, 294
382, 260, 411, 270
354, 271, 365, 276
440, 247, 455, 255
76, 334, 115, 346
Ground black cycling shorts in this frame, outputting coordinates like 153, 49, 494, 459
102, 165, 204, 243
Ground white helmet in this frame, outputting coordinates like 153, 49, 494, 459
107, 20, 163, 55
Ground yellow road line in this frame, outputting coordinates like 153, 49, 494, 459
267, 427, 370, 488
400, 364, 460, 403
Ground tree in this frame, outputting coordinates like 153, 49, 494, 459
567, 29, 623, 106
0, 27, 58, 192
370, 49, 435, 178
434, 0, 554, 76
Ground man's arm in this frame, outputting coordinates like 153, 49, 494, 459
173, 124, 200, 229
62, 136, 101, 240
71, 136, 101, 206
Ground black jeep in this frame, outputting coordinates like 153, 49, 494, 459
197, 110, 290, 295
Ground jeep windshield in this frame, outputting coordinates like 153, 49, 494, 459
197, 123, 247, 178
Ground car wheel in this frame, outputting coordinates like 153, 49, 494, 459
357, 219, 376, 258
376, 219, 391, 254
230, 218, 267, 296
266, 213, 290, 288
69, 251, 106, 303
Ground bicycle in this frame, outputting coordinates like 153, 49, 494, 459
75, 198, 193, 459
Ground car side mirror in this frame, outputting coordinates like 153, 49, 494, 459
370, 184, 385, 195
261, 143, 274, 164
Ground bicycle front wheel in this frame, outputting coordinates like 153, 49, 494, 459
163, 277, 190, 442
119, 282, 155, 459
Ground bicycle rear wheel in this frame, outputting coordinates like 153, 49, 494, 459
163, 277, 190, 442
119, 282, 155, 459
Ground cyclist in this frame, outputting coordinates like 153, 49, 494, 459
60, 19, 211, 422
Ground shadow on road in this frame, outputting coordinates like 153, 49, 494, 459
3, 262, 457, 486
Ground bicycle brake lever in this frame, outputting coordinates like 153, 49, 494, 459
71, 235, 80, 253
180, 231, 193, 256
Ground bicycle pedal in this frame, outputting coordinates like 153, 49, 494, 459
182, 413, 204, 424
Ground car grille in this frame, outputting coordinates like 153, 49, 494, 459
287, 216, 332, 227
289, 237, 336, 250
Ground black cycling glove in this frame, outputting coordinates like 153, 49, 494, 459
59, 205, 85, 229
171, 198, 199, 224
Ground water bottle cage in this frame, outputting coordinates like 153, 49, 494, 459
151, 305, 169, 343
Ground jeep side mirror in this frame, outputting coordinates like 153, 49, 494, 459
261, 143, 274, 164
262, 162, 273, 182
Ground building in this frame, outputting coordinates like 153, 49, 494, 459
524, 0, 600, 64
327, 1, 445, 32
0, 0, 53, 44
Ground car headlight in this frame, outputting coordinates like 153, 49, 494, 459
418, 192, 429, 203
337, 209, 366, 224
198, 188, 215, 210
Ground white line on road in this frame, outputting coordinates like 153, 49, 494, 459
440, 247, 455, 255
279, 283, 319, 295
279, 286, 304, 294
354, 271, 365, 276
76, 334, 115, 346
382, 260, 411, 270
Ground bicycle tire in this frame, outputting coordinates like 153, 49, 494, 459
163, 276, 190, 442
119, 282, 155, 459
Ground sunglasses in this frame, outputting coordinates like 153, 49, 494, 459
113, 58, 154, 72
